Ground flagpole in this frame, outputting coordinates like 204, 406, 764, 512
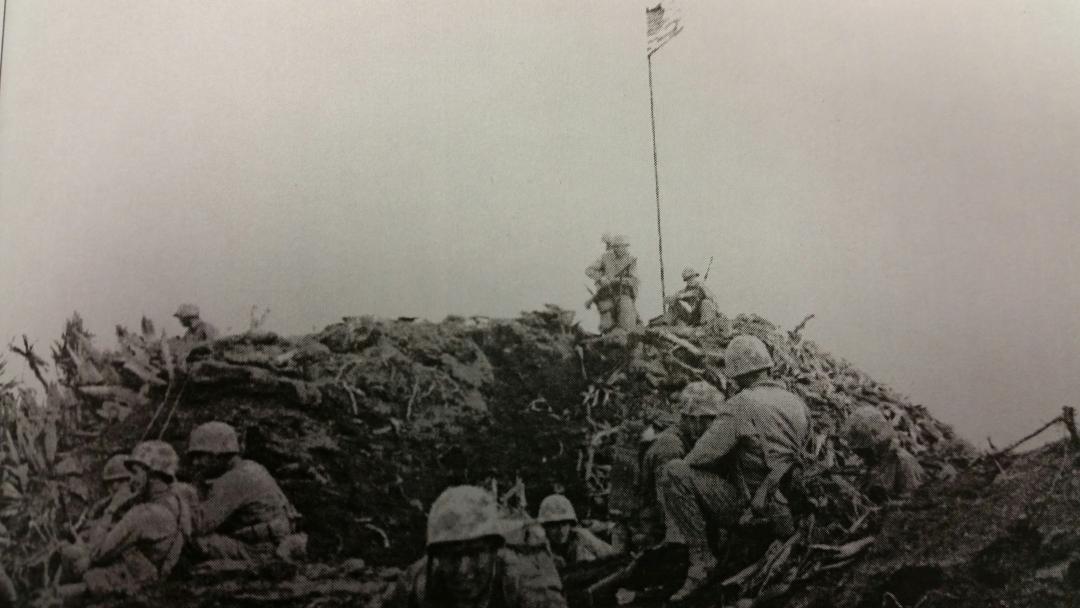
647, 51, 667, 312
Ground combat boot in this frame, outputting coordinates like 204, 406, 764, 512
668, 546, 717, 602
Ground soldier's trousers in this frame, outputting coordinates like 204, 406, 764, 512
597, 296, 638, 333
83, 550, 159, 595
194, 534, 277, 568
660, 459, 742, 547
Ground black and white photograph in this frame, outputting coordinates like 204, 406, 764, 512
1, 1, 1079, 606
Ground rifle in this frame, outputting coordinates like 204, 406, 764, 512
584, 258, 636, 310
702, 256, 714, 282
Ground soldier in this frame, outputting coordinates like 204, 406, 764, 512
663, 267, 720, 327
844, 405, 925, 501
388, 485, 567, 608
536, 494, 616, 568
60, 441, 191, 599
585, 234, 640, 334
659, 335, 808, 601
638, 382, 724, 544
174, 303, 219, 342
83, 455, 136, 542
186, 421, 303, 567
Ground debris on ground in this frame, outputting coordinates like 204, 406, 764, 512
5, 305, 1070, 608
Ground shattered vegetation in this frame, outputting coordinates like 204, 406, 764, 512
5, 305, 1072, 608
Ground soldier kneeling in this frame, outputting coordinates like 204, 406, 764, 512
186, 421, 305, 571
59, 441, 191, 599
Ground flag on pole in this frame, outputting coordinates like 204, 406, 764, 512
647, 2, 683, 56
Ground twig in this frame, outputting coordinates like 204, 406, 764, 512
142, 375, 176, 441
788, 314, 816, 342
156, 378, 189, 440
991, 414, 1063, 457
9, 335, 49, 392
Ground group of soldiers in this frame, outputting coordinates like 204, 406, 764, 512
51, 421, 302, 601
390, 333, 926, 607
1, 288, 927, 607
585, 234, 720, 334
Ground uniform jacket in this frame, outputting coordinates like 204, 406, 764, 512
866, 443, 925, 498
552, 527, 616, 566
585, 252, 640, 299
184, 319, 219, 342
88, 488, 191, 580
194, 459, 296, 537
389, 546, 568, 608
685, 378, 808, 495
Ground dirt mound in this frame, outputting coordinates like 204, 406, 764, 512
1, 306, 983, 607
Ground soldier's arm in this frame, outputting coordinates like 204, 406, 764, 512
585, 257, 606, 282
88, 507, 146, 564
194, 474, 250, 535
505, 550, 569, 608
684, 411, 742, 468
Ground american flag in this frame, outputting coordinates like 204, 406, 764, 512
647, 2, 683, 56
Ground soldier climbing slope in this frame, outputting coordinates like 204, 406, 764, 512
536, 494, 616, 568
844, 405, 925, 501
186, 421, 304, 569
663, 267, 720, 327
638, 381, 724, 546
388, 485, 568, 608
59, 441, 192, 600
660, 335, 809, 602
585, 234, 640, 334
174, 303, 219, 343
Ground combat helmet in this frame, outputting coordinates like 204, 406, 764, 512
681, 267, 700, 281
126, 440, 179, 479
426, 486, 504, 548
537, 494, 577, 525
102, 454, 131, 482
724, 335, 773, 378
845, 405, 896, 451
188, 421, 240, 455
678, 381, 724, 417
174, 303, 200, 319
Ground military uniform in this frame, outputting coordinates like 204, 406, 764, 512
184, 318, 219, 342
639, 428, 690, 532
82, 489, 190, 595
664, 274, 720, 327
585, 243, 640, 333
193, 459, 298, 564
390, 547, 567, 608
662, 377, 808, 545
550, 527, 616, 567
845, 405, 925, 500
864, 441, 924, 499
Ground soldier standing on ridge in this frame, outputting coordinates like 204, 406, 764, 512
174, 303, 219, 342
585, 234, 640, 334
388, 485, 567, 608
659, 335, 809, 602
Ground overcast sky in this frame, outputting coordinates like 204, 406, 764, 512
1, 1, 1079, 447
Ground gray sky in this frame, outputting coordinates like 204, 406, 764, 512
2, 1, 1079, 447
